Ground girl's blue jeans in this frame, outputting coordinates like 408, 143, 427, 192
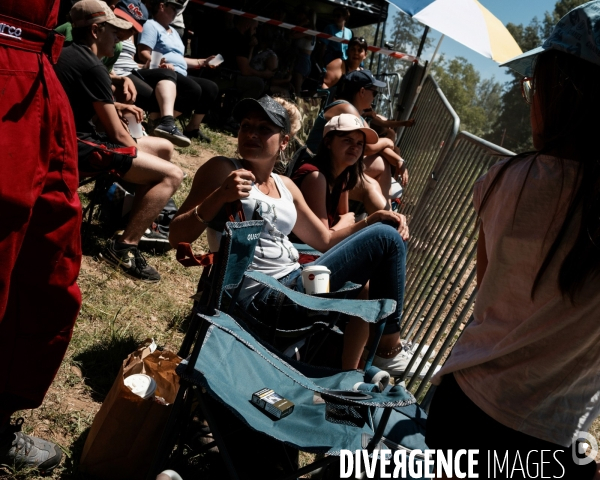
241, 224, 406, 335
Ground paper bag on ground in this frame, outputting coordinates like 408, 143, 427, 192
79, 340, 181, 480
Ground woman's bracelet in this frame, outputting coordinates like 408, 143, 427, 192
364, 216, 369, 227
194, 205, 209, 225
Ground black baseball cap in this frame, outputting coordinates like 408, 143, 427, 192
233, 96, 291, 134
344, 70, 386, 89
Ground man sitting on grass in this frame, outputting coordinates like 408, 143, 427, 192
55, 0, 183, 282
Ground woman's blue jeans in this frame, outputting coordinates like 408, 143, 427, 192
242, 224, 406, 335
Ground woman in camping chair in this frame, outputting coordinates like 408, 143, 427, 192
170, 95, 410, 374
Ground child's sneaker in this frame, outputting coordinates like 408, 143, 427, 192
99, 239, 161, 283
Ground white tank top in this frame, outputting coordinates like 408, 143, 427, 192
207, 158, 300, 299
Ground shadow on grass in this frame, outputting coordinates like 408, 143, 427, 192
80, 223, 107, 257
60, 426, 92, 480
166, 308, 194, 336
73, 334, 142, 402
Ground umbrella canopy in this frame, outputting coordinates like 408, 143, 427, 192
388, 0, 522, 63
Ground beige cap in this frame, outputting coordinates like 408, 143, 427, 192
323, 114, 379, 144
70, 0, 133, 30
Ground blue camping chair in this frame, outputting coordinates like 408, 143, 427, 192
148, 202, 429, 479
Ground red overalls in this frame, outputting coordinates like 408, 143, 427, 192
0, 1, 81, 421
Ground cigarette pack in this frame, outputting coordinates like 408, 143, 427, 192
251, 388, 294, 419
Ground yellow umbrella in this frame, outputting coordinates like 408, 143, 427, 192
389, 0, 522, 63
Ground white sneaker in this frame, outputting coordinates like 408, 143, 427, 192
389, 178, 403, 199
372, 343, 441, 380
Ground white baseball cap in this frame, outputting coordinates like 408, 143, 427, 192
323, 114, 379, 144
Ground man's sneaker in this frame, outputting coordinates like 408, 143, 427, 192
183, 128, 211, 143
139, 224, 171, 253
0, 418, 62, 472
153, 121, 192, 148
99, 239, 161, 283
372, 342, 441, 380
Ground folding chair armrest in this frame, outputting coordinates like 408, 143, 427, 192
244, 271, 395, 324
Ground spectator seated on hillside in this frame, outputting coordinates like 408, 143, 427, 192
55, 0, 137, 102
249, 38, 293, 98
318, 6, 352, 68
321, 36, 368, 93
138, 0, 219, 143
215, 16, 273, 100
290, 6, 316, 95
306, 70, 414, 203
54, 0, 183, 282
292, 114, 387, 238
100, 0, 193, 147
169, 95, 416, 376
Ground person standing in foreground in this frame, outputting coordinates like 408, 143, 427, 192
0, 0, 81, 472
426, 2, 600, 478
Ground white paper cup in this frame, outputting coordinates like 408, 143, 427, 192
208, 53, 224, 66
124, 373, 157, 399
150, 51, 163, 69
124, 113, 143, 138
301, 266, 331, 295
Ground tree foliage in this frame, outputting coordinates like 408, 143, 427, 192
380, 12, 431, 77
487, 0, 589, 152
431, 57, 502, 137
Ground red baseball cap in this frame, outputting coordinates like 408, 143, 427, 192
114, 0, 148, 33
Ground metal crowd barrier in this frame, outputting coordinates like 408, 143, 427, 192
374, 72, 402, 120
398, 76, 460, 221
399, 132, 515, 399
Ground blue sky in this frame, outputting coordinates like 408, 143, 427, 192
387, 0, 559, 84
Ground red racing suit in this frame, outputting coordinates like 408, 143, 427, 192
0, 1, 81, 421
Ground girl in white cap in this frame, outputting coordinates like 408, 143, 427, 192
292, 113, 386, 232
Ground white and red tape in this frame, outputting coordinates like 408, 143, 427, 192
189, 0, 418, 62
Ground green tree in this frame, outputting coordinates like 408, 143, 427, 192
431, 57, 501, 137
488, 0, 589, 151
379, 12, 431, 76
352, 24, 377, 47
486, 22, 542, 151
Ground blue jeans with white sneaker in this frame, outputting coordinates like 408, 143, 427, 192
241, 224, 406, 334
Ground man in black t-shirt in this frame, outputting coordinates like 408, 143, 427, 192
54, 0, 183, 283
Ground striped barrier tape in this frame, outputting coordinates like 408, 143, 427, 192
189, 0, 418, 62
